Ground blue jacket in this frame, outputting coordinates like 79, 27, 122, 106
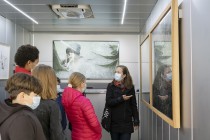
56, 92, 67, 130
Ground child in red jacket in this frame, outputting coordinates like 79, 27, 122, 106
62, 72, 102, 140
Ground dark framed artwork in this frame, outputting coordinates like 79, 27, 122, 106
140, 0, 180, 128
53, 40, 119, 80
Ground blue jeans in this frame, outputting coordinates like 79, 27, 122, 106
110, 132, 131, 140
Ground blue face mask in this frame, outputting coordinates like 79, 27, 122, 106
26, 96, 41, 110
166, 72, 172, 81
114, 73, 122, 81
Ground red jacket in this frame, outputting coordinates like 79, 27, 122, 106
62, 87, 102, 140
14, 66, 31, 74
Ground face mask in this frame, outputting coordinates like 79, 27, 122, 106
166, 72, 172, 81
82, 84, 87, 93
26, 96, 41, 110
57, 85, 63, 93
114, 73, 122, 81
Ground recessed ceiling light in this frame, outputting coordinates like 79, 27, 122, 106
121, 0, 127, 24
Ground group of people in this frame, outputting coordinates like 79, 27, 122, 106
0, 44, 140, 140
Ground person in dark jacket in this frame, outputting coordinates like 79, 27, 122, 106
153, 65, 172, 118
0, 73, 46, 140
14, 44, 39, 74
106, 65, 139, 140
32, 64, 66, 140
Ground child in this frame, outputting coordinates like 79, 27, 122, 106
14, 44, 39, 74
0, 73, 46, 140
32, 64, 66, 140
62, 72, 102, 140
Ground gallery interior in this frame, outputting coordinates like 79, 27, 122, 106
0, 0, 210, 140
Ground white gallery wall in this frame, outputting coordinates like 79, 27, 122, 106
140, 0, 210, 140
33, 33, 140, 89
0, 15, 31, 102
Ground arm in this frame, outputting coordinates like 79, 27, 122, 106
106, 83, 124, 107
81, 98, 102, 134
153, 84, 160, 107
50, 102, 66, 140
129, 86, 139, 126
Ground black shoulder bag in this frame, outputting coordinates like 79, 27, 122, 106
101, 103, 111, 132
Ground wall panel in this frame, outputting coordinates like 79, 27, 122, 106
140, 0, 192, 140
0, 15, 30, 102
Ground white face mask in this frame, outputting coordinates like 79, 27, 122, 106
114, 73, 122, 81
57, 85, 63, 93
26, 96, 41, 110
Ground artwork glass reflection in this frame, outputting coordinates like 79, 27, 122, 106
151, 10, 173, 119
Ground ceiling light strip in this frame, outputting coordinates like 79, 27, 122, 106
121, 0, 127, 24
3, 0, 38, 24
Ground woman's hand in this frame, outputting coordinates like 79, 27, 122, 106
134, 125, 139, 131
122, 95, 133, 100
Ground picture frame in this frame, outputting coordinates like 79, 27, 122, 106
140, 35, 150, 105
140, 0, 180, 128
53, 40, 119, 80
0, 43, 10, 79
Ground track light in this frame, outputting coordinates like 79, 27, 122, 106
3, 0, 38, 24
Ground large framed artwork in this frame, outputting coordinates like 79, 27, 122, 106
0, 43, 10, 79
140, 0, 180, 128
53, 41, 119, 80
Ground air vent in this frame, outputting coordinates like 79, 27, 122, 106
51, 4, 94, 19
60, 4, 78, 8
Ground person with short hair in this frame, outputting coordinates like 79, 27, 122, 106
32, 64, 66, 140
14, 44, 39, 74
62, 72, 102, 140
0, 73, 46, 140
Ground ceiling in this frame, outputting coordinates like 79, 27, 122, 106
0, 0, 157, 34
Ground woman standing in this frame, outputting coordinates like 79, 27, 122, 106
106, 65, 139, 140
62, 72, 102, 140
32, 64, 66, 140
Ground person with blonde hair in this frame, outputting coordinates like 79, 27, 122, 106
62, 72, 102, 140
32, 64, 66, 140
0, 73, 46, 140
